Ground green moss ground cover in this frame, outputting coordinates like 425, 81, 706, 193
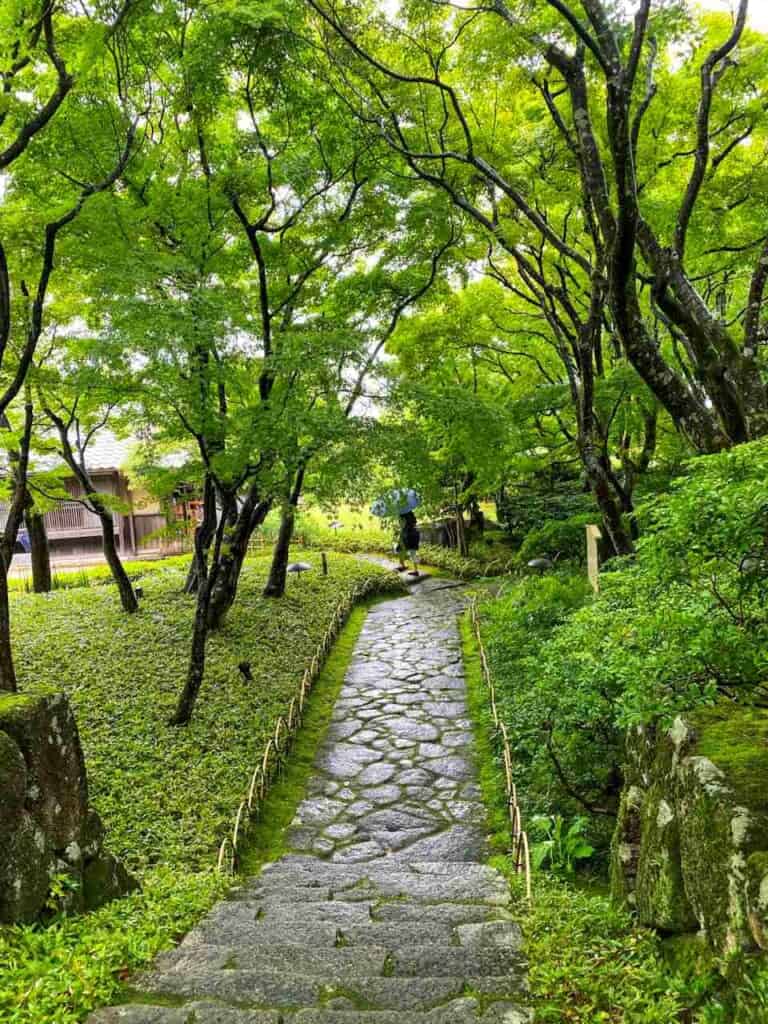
7, 554, 193, 593
0, 552, 395, 1023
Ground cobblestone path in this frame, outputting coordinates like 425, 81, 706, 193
90, 577, 530, 1024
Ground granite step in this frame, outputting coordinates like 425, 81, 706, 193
88, 999, 532, 1023
156, 941, 525, 979
133, 969, 526, 1011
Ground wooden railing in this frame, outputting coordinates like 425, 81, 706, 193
45, 501, 103, 534
470, 597, 533, 902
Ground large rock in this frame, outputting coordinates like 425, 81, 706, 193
0, 689, 137, 924
611, 707, 768, 954
0, 690, 87, 846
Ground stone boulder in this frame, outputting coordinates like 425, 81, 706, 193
0, 689, 138, 923
611, 707, 768, 955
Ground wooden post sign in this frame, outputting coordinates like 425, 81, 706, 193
586, 524, 602, 593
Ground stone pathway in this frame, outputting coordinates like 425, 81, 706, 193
89, 576, 530, 1024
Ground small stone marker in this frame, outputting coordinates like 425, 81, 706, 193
586, 524, 602, 592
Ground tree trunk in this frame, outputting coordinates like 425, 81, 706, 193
206, 486, 271, 630
0, 563, 16, 692
263, 504, 296, 598
184, 476, 216, 594
25, 507, 51, 593
99, 511, 138, 613
169, 479, 223, 726
169, 571, 213, 725
263, 466, 305, 599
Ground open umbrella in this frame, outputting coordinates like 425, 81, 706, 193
370, 488, 420, 518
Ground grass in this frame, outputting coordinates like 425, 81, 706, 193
0, 552, 399, 1024
7, 555, 192, 593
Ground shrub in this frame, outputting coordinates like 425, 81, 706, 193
481, 439, 768, 848
517, 512, 595, 566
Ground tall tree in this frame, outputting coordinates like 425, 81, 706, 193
308, 0, 768, 454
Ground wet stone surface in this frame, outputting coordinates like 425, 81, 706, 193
287, 578, 485, 863
87, 571, 531, 1024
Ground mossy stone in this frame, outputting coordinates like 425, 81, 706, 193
691, 706, 768, 814
0, 690, 88, 848
0, 814, 52, 924
635, 784, 697, 933
82, 852, 139, 912
0, 730, 26, 833
746, 851, 768, 949
610, 783, 644, 907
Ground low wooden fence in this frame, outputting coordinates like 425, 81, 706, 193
216, 574, 400, 874
470, 597, 533, 902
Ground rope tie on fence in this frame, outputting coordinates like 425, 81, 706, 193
470, 597, 533, 903
215, 574, 395, 874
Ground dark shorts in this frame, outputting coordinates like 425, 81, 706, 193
401, 527, 420, 551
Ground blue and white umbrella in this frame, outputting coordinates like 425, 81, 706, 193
371, 488, 420, 518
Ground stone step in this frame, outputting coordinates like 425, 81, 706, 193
158, 941, 525, 979
252, 864, 505, 894
249, 873, 509, 905
87, 1003, 279, 1023
135, 969, 526, 1011
260, 858, 503, 880
89, 997, 532, 1024
176, 903, 520, 952
291, 1005, 532, 1024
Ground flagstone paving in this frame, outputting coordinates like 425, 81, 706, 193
88, 574, 530, 1024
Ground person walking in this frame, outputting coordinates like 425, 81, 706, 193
394, 509, 421, 576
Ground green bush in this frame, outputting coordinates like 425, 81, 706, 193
481, 439, 768, 849
517, 512, 595, 566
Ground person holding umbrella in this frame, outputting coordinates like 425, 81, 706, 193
371, 488, 421, 576
395, 508, 421, 575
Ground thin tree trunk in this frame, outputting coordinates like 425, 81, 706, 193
206, 486, 271, 629
0, 563, 16, 691
169, 482, 225, 726
0, 401, 35, 690
169, 571, 214, 725
263, 466, 305, 599
98, 510, 139, 613
25, 507, 51, 593
184, 477, 216, 594
263, 505, 296, 598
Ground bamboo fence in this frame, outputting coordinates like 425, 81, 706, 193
470, 597, 533, 902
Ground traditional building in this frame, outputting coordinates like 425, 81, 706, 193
1, 434, 178, 562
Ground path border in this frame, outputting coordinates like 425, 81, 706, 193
470, 597, 533, 903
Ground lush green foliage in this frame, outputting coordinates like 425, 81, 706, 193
0, 868, 227, 1024
481, 441, 768, 843
529, 816, 594, 877
541, 439, 768, 731
7, 556, 192, 594
13, 553, 392, 869
466, 599, 768, 1024
517, 513, 595, 567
